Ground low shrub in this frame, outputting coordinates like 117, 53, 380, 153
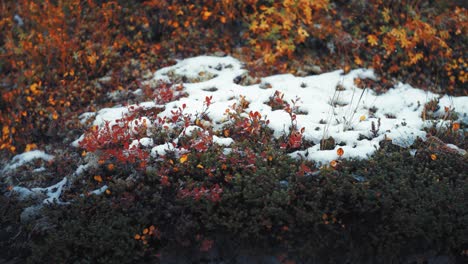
16, 140, 466, 263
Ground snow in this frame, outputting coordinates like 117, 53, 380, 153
87, 185, 108, 196
213, 135, 234, 146
3, 55, 468, 205
32, 177, 68, 204
1, 150, 54, 173
10, 176, 68, 204
151, 142, 177, 157
72, 55, 468, 165
144, 56, 466, 164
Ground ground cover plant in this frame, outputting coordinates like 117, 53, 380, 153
0, 1, 467, 263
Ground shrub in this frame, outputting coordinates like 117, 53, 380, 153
28, 195, 146, 264
18, 135, 467, 263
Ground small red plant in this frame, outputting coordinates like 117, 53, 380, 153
179, 184, 223, 203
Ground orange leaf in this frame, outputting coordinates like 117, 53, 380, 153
87, 53, 98, 66
430, 154, 437, 161
180, 154, 188, 163
337, 147, 344, 157
25, 143, 38, 152
330, 160, 338, 168
452, 122, 460, 131
94, 175, 103, 182
354, 56, 363, 66
202, 11, 212, 21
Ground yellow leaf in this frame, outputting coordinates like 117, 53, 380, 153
359, 115, 366, 121
354, 56, 363, 66
25, 143, 37, 152
258, 20, 269, 31
367, 34, 378, 46
249, 21, 258, 32
297, 27, 309, 43
30, 83, 41, 95
408, 52, 424, 65
399, 35, 410, 48
197, 164, 204, 169
382, 8, 390, 23
180, 154, 188, 163
202, 11, 212, 21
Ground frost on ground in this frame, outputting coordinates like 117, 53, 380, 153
2, 55, 468, 207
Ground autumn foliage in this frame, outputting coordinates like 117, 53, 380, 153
0, 0, 466, 156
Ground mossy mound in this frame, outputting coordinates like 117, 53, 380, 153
1, 141, 465, 263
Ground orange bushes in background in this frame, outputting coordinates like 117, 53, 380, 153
0, 0, 152, 154
345, 1, 467, 92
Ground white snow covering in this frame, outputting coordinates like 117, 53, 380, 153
10, 177, 68, 204
213, 135, 234, 146
1, 150, 54, 173
32, 177, 68, 204
87, 185, 108, 196
4, 55, 468, 204
1, 150, 71, 204
70, 55, 467, 165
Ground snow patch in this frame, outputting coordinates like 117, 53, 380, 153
1, 150, 54, 173
73, 55, 468, 166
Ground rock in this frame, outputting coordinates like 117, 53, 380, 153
295, 69, 308, 77
213, 51, 226, 57
303, 64, 322, 74
97, 76, 112, 84
20, 205, 42, 224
